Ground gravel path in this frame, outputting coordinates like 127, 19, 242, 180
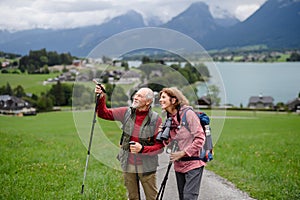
139, 152, 255, 200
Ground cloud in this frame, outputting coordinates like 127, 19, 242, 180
0, 0, 125, 31
0, 0, 266, 31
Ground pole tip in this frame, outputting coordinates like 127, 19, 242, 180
81, 185, 84, 194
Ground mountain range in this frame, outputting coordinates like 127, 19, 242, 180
0, 0, 299, 57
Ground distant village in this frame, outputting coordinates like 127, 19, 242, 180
0, 63, 300, 116
211, 49, 300, 62
1, 88, 299, 117
1, 50, 300, 116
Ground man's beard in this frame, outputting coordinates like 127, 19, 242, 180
131, 101, 139, 108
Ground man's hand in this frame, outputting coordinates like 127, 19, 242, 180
130, 142, 143, 154
94, 80, 105, 97
95, 84, 104, 96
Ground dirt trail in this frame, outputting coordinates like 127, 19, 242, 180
140, 153, 255, 200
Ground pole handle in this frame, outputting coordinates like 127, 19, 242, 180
93, 79, 106, 93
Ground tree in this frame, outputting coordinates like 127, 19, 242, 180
196, 63, 210, 80
73, 84, 91, 107
4, 82, 13, 95
48, 81, 65, 106
147, 83, 164, 93
60, 53, 73, 65
18, 49, 75, 73
142, 56, 151, 64
287, 52, 300, 62
139, 63, 161, 79
37, 93, 53, 111
47, 82, 73, 106
23, 94, 38, 108
110, 86, 128, 107
276, 102, 287, 111
27, 64, 36, 74
102, 75, 109, 84
12, 60, 18, 67
47, 51, 61, 66
62, 83, 73, 106
104, 83, 115, 102
40, 56, 48, 66
207, 85, 221, 106
0, 85, 5, 95
29, 48, 47, 69
13, 85, 25, 98
121, 61, 129, 71
72, 85, 94, 108
19, 55, 29, 72
41, 65, 50, 74
170, 64, 180, 71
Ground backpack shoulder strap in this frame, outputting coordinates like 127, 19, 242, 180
181, 107, 193, 132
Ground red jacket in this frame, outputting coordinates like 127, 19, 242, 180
96, 95, 163, 164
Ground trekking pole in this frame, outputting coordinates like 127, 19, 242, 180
156, 160, 172, 200
134, 154, 141, 200
130, 141, 141, 200
156, 140, 178, 200
81, 81, 106, 194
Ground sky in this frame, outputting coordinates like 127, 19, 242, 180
0, 0, 267, 32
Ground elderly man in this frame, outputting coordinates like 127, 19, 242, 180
95, 86, 164, 200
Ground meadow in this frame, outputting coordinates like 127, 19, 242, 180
0, 73, 60, 95
209, 111, 300, 199
0, 111, 127, 199
1, 110, 299, 199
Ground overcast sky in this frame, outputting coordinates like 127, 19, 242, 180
0, 0, 267, 32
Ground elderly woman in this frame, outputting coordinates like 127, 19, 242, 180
158, 87, 206, 200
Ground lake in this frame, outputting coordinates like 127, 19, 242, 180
128, 61, 300, 107
202, 62, 300, 107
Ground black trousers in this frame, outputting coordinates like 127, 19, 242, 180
175, 166, 204, 200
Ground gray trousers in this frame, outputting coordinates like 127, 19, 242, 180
175, 166, 204, 200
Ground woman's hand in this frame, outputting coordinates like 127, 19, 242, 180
170, 150, 186, 162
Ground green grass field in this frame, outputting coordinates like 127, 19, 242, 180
208, 111, 300, 200
1, 110, 299, 199
0, 111, 126, 199
0, 73, 60, 95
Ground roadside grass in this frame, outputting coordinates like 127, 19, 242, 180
1, 110, 299, 199
208, 111, 300, 200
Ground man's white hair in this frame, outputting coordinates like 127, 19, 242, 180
139, 88, 154, 102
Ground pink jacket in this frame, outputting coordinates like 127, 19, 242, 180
168, 105, 206, 173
